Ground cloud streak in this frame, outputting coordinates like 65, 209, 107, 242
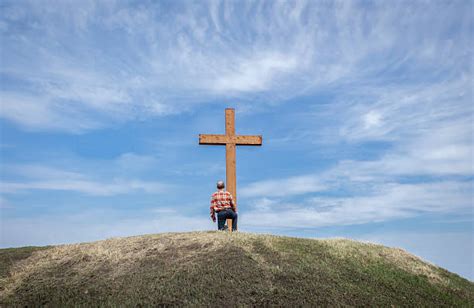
1, 1, 470, 132
1, 179, 167, 196
241, 174, 326, 198
0, 155, 169, 196
241, 181, 472, 228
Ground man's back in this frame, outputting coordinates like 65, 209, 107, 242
211, 190, 234, 211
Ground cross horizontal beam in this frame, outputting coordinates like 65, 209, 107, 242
199, 134, 262, 146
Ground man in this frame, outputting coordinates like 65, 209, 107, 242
210, 180, 238, 231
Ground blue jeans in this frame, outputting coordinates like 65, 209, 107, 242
217, 209, 238, 231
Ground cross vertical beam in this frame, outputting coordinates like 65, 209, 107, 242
225, 109, 237, 207
199, 108, 262, 215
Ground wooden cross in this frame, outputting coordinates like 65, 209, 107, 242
199, 108, 262, 213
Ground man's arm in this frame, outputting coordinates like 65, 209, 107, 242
229, 192, 236, 211
210, 195, 216, 222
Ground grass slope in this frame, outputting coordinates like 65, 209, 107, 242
0, 232, 473, 306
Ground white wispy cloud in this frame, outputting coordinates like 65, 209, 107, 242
212, 52, 299, 93
4, 164, 86, 180
1, 1, 469, 132
0, 153, 169, 196
0, 92, 103, 132
0, 179, 167, 196
240, 174, 326, 198
348, 124, 473, 177
337, 76, 472, 142
241, 181, 472, 229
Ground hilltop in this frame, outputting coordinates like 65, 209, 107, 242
0, 231, 473, 306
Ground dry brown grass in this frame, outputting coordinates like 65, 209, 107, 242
1, 231, 473, 306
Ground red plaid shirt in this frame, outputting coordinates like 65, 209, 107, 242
210, 189, 235, 221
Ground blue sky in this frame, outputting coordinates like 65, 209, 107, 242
0, 0, 473, 280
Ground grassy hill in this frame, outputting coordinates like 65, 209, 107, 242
0, 231, 473, 306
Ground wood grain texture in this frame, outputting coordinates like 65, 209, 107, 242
226, 142, 236, 209
234, 135, 262, 145
225, 108, 235, 136
199, 134, 262, 145
199, 134, 228, 145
